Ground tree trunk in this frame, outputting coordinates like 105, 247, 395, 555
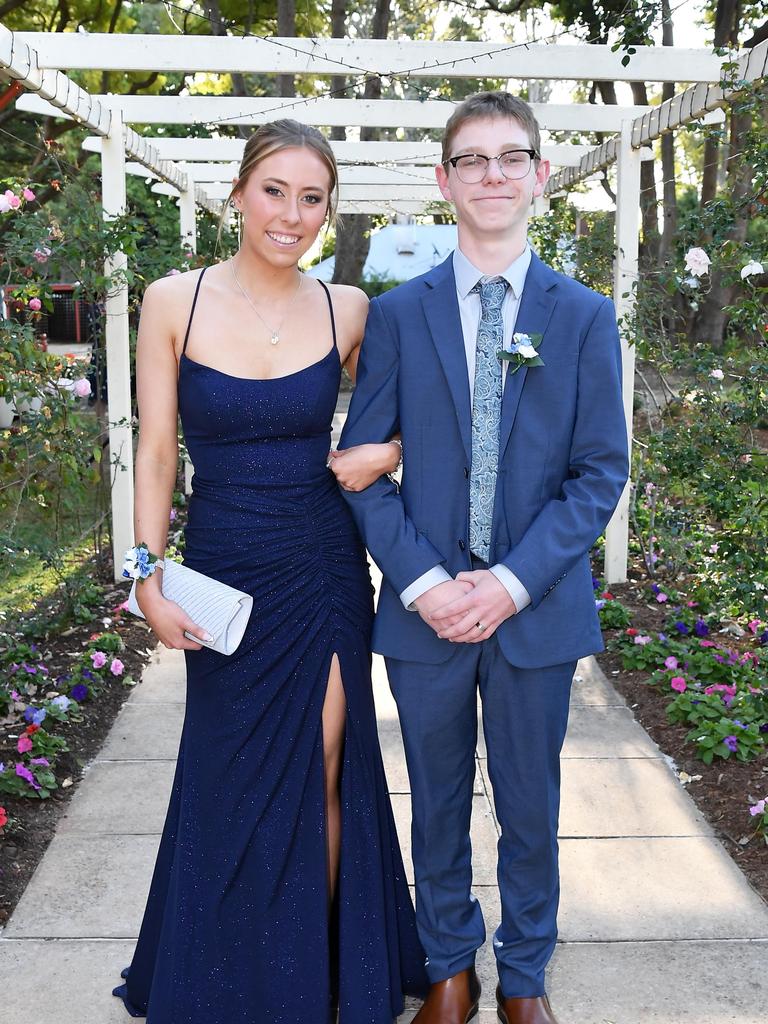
658, 0, 677, 264
693, 0, 749, 348
630, 80, 659, 264
332, 0, 391, 286
277, 0, 296, 98
700, 0, 741, 206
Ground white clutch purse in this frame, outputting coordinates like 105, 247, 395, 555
127, 559, 253, 656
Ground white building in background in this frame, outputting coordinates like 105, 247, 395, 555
307, 223, 458, 284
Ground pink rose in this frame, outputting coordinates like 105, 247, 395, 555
110, 658, 125, 676
670, 676, 687, 693
4, 190, 20, 210
33, 246, 51, 263
17, 734, 33, 754
28, 297, 42, 312
23, 187, 36, 201
73, 378, 91, 398
91, 650, 107, 669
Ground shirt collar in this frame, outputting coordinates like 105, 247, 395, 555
453, 243, 532, 301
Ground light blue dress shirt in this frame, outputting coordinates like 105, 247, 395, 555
399, 245, 533, 613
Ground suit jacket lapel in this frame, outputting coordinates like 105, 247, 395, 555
421, 257, 472, 461
499, 253, 557, 458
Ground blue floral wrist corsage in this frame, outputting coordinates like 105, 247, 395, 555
122, 543, 164, 582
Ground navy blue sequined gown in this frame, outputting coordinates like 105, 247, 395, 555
113, 271, 427, 1023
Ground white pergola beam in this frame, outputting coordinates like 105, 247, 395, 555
153, 180, 443, 201
95, 137, 629, 169
18, 94, 654, 132
16, 34, 731, 84
0, 24, 206, 197
547, 36, 767, 195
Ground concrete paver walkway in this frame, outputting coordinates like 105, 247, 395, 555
2, 640, 767, 1023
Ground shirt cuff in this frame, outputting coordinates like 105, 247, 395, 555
400, 566, 453, 610
489, 563, 531, 612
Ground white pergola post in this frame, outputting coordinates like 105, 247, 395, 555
102, 110, 135, 580
604, 120, 641, 584
532, 195, 551, 216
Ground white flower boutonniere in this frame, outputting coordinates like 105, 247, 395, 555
497, 332, 544, 374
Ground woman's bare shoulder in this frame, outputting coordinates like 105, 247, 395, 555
142, 267, 209, 307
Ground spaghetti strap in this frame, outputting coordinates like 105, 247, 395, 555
182, 268, 207, 355
318, 279, 338, 350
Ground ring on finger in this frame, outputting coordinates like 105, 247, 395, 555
476, 621, 487, 632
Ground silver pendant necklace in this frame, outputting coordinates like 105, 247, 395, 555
230, 259, 303, 345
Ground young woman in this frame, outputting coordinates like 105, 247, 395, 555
112, 119, 427, 1024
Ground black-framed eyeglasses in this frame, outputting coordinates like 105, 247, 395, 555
443, 149, 539, 184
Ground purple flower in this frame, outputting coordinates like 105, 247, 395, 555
81, 669, 95, 681
723, 735, 738, 752
759, 630, 768, 647
651, 583, 661, 595
22, 662, 37, 674
70, 683, 88, 702
29, 757, 49, 766
595, 599, 606, 610
760, 723, 768, 734
694, 620, 709, 637
0, 762, 5, 773
15, 762, 40, 789
657, 632, 667, 642
732, 720, 746, 730
23, 706, 46, 725
592, 577, 601, 592
674, 621, 690, 635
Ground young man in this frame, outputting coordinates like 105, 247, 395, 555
339, 92, 629, 1024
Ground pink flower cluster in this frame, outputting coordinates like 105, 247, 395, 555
90, 650, 124, 676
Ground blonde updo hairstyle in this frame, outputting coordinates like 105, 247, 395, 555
218, 119, 339, 247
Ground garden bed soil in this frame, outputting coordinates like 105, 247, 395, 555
0, 590, 156, 929
597, 580, 768, 905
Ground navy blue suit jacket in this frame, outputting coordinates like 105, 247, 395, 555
339, 251, 629, 668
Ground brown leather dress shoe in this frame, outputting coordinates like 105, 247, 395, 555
495, 985, 560, 1024
412, 967, 481, 1023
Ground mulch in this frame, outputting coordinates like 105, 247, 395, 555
0, 582, 156, 928
596, 579, 768, 905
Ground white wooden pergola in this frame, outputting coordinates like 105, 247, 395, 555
2, 26, 766, 581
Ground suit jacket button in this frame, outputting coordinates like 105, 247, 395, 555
458, 540, 466, 551
463, 467, 469, 478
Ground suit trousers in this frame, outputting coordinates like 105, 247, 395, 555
385, 635, 575, 998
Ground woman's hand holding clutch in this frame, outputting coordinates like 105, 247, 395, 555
136, 585, 212, 651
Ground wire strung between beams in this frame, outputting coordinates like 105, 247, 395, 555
149, 0, 705, 130
155, 0, 699, 82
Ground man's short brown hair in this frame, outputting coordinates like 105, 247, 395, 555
441, 91, 542, 164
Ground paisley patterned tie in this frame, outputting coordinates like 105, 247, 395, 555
469, 276, 508, 562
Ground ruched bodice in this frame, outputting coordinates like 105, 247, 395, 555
113, 270, 427, 1024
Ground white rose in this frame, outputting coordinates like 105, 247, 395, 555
740, 260, 764, 280
684, 247, 711, 278
710, 369, 724, 380
516, 343, 539, 359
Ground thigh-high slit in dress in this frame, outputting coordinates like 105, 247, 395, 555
113, 271, 427, 1023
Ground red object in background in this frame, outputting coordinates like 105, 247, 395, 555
0, 81, 24, 113
2, 283, 94, 344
